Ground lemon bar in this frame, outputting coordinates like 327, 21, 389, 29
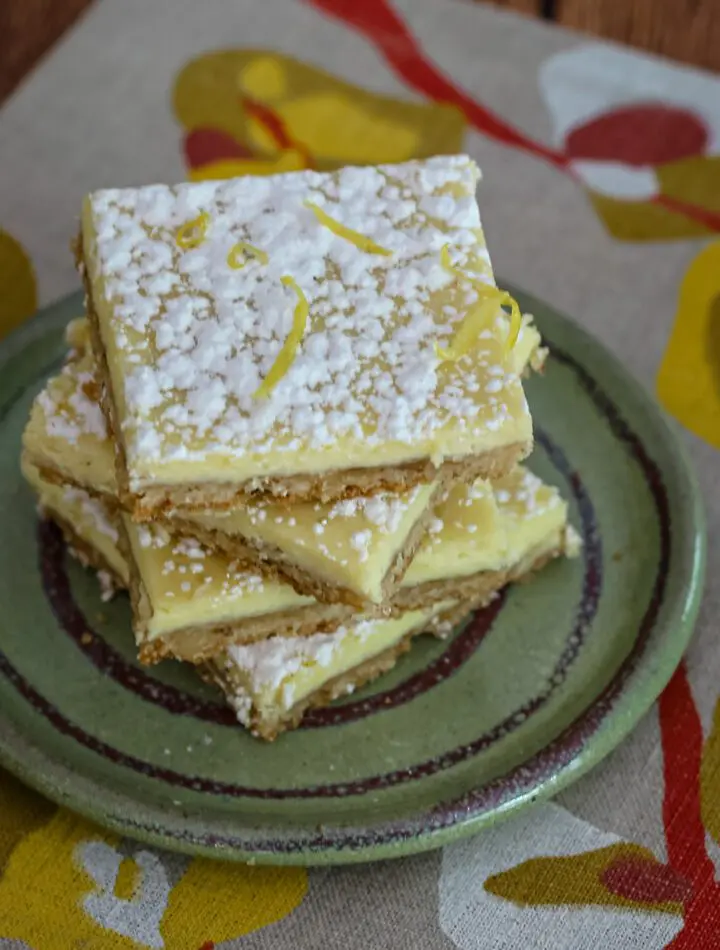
119, 515, 354, 664
395, 467, 579, 610
23, 312, 543, 607
178, 481, 442, 608
22, 458, 128, 599
23, 458, 354, 664
22, 462, 467, 739
204, 601, 467, 741
79, 156, 533, 518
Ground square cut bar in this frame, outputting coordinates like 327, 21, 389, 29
118, 516, 353, 665
23, 434, 577, 670
204, 601, 467, 741
22, 461, 465, 740
23, 313, 544, 607
23, 456, 353, 665
80, 156, 533, 518
23, 453, 576, 742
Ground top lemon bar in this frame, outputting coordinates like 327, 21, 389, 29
80, 156, 532, 517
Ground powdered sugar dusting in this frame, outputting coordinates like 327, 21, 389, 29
495, 467, 563, 519
62, 485, 118, 542
37, 356, 107, 446
134, 521, 271, 602
225, 614, 391, 703
84, 156, 527, 480
324, 484, 423, 535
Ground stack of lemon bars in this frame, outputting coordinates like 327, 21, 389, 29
21, 156, 579, 740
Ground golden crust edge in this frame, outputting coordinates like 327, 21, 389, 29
202, 600, 477, 741
168, 474, 453, 609
81, 244, 531, 515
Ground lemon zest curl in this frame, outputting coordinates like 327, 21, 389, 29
175, 212, 210, 250
435, 245, 522, 361
254, 276, 309, 399
227, 241, 269, 269
304, 201, 392, 257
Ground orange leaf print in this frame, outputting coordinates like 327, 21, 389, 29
485, 842, 684, 915
657, 241, 720, 450
173, 50, 465, 179
0, 229, 37, 338
485, 665, 720, 949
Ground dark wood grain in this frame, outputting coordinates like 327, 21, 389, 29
0, 0, 95, 106
479, 0, 719, 70
553, 0, 719, 71
0, 0, 715, 113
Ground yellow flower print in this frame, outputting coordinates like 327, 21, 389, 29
0, 229, 37, 339
173, 50, 465, 180
0, 806, 307, 948
657, 241, 720, 449
0, 769, 56, 873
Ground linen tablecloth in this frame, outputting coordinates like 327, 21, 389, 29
0, 1, 719, 946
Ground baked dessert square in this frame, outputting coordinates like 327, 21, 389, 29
24, 312, 543, 607
204, 600, 468, 741
394, 466, 580, 611
177, 479, 444, 608
80, 155, 533, 518
119, 514, 352, 665
22, 457, 128, 599
23, 455, 354, 665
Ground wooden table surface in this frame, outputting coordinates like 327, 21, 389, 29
0, 0, 717, 108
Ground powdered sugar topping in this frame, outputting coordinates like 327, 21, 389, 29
324, 484, 423, 534
225, 614, 395, 702
495, 467, 563, 519
37, 356, 107, 446
85, 156, 525, 475
135, 521, 271, 602
62, 485, 117, 541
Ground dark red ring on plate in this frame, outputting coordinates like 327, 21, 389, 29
0, 336, 668, 846
37, 421, 594, 736
105, 342, 675, 852
37, 520, 504, 727
2, 342, 631, 807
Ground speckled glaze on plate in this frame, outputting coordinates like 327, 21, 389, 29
0, 287, 705, 865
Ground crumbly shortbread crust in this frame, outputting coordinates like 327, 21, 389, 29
80, 156, 532, 514
204, 600, 472, 741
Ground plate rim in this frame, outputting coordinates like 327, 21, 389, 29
0, 288, 706, 866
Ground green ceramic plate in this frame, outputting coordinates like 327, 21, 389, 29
0, 288, 705, 866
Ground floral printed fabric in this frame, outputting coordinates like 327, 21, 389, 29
0, 0, 719, 947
